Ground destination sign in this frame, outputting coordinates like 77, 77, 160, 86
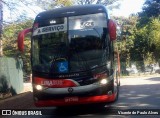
33, 24, 67, 36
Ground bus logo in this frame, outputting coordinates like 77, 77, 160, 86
80, 21, 94, 28
68, 87, 74, 93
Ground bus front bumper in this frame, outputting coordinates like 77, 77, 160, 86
34, 93, 116, 107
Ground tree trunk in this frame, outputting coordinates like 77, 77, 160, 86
0, 0, 3, 56
0, 40, 2, 56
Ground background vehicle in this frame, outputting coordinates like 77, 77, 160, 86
17, 5, 120, 107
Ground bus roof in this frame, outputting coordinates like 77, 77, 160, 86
35, 4, 109, 21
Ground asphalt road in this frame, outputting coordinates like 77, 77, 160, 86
0, 75, 160, 118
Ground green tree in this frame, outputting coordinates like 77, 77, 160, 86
139, 0, 160, 18
112, 16, 138, 74
113, 16, 137, 63
138, 0, 160, 27
134, 21, 159, 67
36, 0, 121, 10
2, 19, 33, 74
36, 0, 73, 10
137, 0, 160, 66
147, 17, 160, 64
133, 18, 160, 67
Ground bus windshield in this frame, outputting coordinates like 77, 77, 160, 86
32, 13, 109, 74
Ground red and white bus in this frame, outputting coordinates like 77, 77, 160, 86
17, 4, 120, 107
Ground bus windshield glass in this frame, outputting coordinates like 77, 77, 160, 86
32, 13, 109, 73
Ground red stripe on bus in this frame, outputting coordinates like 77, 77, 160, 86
34, 94, 116, 107
34, 77, 78, 88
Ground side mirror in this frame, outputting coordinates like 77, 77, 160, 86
108, 19, 116, 41
17, 28, 32, 52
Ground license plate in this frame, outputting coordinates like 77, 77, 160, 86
64, 97, 79, 102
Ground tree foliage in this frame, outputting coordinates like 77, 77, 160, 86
3, 19, 33, 74
113, 16, 137, 62
36, 0, 121, 10
133, 17, 160, 66
36, 0, 73, 10
76, 0, 120, 9
138, 0, 160, 27
146, 17, 160, 61
114, 9, 160, 71
136, 0, 160, 66
139, 0, 160, 18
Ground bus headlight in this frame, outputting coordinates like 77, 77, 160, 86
100, 79, 108, 85
94, 73, 109, 85
35, 85, 43, 91
34, 85, 48, 91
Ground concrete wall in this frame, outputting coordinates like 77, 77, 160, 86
0, 57, 23, 95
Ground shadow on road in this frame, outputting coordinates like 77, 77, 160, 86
146, 77, 160, 81
117, 81, 160, 109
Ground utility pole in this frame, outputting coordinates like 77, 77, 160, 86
0, 0, 3, 56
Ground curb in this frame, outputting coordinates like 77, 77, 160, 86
23, 83, 33, 93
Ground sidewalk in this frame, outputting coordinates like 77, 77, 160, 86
121, 73, 160, 78
0, 82, 32, 100
0, 91, 34, 109
23, 82, 33, 93
0, 83, 33, 108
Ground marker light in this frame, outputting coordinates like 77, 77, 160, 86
100, 79, 107, 85
36, 85, 43, 90
50, 20, 56, 24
